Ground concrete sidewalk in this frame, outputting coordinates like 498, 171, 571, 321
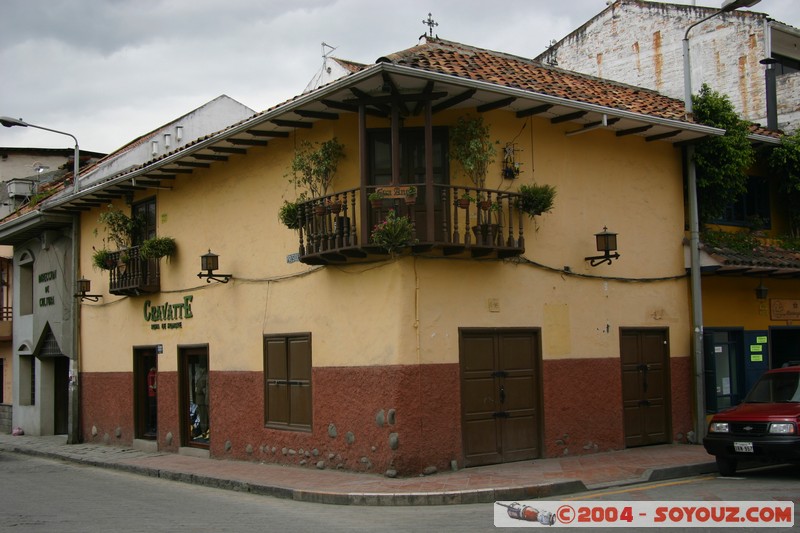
0, 434, 718, 505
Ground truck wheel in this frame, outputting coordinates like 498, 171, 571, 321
716, 456, 737, 476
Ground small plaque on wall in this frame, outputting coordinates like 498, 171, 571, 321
770, 299, 800, 321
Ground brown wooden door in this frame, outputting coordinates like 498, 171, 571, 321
620, 329, 670, 447
460, 329, 541, 467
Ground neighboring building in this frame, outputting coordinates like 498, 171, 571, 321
537, 0, 800, 415
0, 146, 105, 432
0, 96, 254, 439
537, 0, 800, 133
0, 35, 732, 474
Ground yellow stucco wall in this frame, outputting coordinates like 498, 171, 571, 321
77, 109, 690, 373
703, 276, 799, 329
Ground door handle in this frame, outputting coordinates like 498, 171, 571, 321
499, 385, 506, 404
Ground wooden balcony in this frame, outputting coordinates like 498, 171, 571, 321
107, 246, 161, 296
297, 185, 526, 265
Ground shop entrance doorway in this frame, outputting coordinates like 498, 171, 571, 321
134, 348, 158, 439
179, 347, 209, 448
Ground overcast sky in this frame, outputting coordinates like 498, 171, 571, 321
2, 0, 798, 154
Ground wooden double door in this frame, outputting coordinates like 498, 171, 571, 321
460, 329, 542, 467
620, 328, 670, 447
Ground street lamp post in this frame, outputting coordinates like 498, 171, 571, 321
681, 0, 760, 443
1, 116, 82, 445
0, 116, 80, 193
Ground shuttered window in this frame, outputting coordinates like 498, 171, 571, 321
263, 334, 311, 431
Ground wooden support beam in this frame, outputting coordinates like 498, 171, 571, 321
157, 167, 194, 174
210, 146, 247, 155
477, 97, 516, 113
432, 89, 476, 113
271, 119, 312, 129
616, 125, 653, 137
550, 110, 587, 124
192, 154, 229, 161
294, 109, 339, 120
175, 161, 211, 168
517, 104, 552, 118
227, 138, 268, 147
646, 130, 681, 142
246, 129, 289, 138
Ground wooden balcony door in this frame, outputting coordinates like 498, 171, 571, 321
367, 127, 449, 242
460, 328, 542, 467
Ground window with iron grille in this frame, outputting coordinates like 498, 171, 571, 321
263, 334, 311, 431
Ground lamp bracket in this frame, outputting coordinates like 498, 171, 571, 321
197, 272, 232, 284
585, 251, 621, 267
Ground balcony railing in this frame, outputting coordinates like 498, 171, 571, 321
296, 184, 526, 265
107, 246, 161, 296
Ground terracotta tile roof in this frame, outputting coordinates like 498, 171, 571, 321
377, 38, 691, 122
702, 242, 800, 274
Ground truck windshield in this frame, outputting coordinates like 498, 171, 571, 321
745, 372, 800, 403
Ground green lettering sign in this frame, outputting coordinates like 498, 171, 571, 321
143, 295, 193, 330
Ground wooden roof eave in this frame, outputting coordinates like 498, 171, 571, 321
44, 62, 724, 211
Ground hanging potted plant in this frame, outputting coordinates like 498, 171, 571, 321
517, 183, 556, 218
450, 115, 496, 192
139, 236, 177, 260
278, 199, 302, 230
92, 248, 115, 271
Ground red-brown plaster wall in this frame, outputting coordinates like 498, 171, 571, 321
211, 364, 462, 475
542, 358, 624, 456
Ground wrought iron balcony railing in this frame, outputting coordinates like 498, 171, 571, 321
107, 246, 161, 296
296, 184, 527, 265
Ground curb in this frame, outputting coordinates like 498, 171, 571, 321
1, 442, 716, 506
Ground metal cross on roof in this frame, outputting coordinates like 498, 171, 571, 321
422, 13, 438, 38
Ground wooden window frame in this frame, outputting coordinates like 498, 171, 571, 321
263, 333, 312, 432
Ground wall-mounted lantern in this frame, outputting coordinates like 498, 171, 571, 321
197, 250, 232, 283
585, 227, 620, 267
755, 279, 769, 300
75, 278, 102, 302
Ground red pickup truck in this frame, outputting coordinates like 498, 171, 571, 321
703, 365, 800, 476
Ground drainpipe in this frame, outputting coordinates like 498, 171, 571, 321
68, 214, 81, 444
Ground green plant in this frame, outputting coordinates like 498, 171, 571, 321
278, 200, 302, 230
692, 84, 755, 224
517, 183, 556, 218
701, 230, 761, 254
288, 138, 345, 199
450, 115, 496, 190
97, 204, 143, 250
91, 248, 114, 271
139, 236, 177, 260
368, 191, 386, 202
405, 185, 417, 197
370, 209, 417, 254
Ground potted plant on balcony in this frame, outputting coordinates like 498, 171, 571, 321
368, 190, 386, 208
370, 209, 417, 255
288, 138, 345, 201
450, 115, 496, 193
140, 236, 177, 260
517, 183, 556, 218
97, 204, 142, 251
404, 185, 417, 205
